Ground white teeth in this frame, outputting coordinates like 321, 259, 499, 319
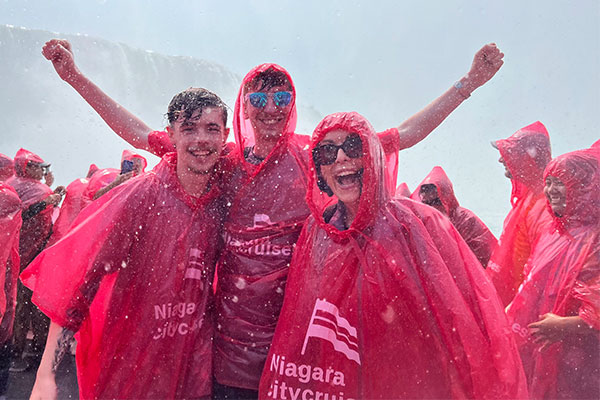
336, 171, 357, 178
189, 149, 212, 156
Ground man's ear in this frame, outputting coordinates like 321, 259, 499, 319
166, 126, 177, 148
223, 128, 230, 144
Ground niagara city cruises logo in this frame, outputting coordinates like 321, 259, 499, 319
152, 248, 206, 340
302, 299, 361, 365
224, 214, 294, 257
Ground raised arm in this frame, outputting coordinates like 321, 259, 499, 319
42, 39, 153, 152
395, 43, 504, 150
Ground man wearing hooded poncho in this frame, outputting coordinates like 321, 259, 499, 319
259, 112, 528, 399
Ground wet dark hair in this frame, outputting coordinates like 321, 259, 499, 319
315, 164, 334, 196
166, 88, 228, 126
246, 69, 292, 93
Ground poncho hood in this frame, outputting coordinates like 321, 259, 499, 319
494, 121, 551, 203
543, 149, 600, 232
86, 164, 99, 178
121, 149, 147, 174
394, 182, 410, 197
411, 166, 459, 215
307, 112, 390, 240
233, 63, 298, 177
14, 148, 48, 177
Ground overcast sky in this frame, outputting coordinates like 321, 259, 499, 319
1, 0, 598, 232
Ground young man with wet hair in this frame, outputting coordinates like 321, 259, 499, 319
24, 88, 229, 399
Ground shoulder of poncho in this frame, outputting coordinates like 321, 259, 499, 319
390, 197, 439, 221
451, 206, 478, 222
290, 133, 311, 148
302, 213, 318, 232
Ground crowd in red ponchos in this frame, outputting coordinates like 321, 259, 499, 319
0, 38, 598, 400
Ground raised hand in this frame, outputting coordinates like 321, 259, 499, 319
465, 43, 505, 90
42, 39, 80, 83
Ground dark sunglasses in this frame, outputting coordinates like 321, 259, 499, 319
312, 134, 363, 166
246, 91, 292, 108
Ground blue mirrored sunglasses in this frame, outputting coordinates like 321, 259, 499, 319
247, 91, 293, 108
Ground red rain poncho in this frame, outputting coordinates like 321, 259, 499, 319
0, 183, 21, 344
0, 154, 14, 181
120, 149, 148, 173
7, 149, 54, 269
47, 176, 91, 246
488, 121, 554, 305
411, 166, 498, 267
259, 112, 527, 400
213, 64, 401, 390
506, 149, 600, 399
82, 150, 147, 205
83, 167, 118, 201
21, 153, 222, 399
394, 182, 411, 197
50, 153, 146, 248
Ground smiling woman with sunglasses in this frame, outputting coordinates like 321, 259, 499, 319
312, 132, 364, 227
259, 111, 527, 399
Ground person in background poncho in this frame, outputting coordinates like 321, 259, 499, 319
89, 149, 147, 200
506, 149, 600, 399
0, 183, 22, 396
411, 165, 497, 267
259, 112, 527, 400
488, 121, 554, 305
24, 88, 229, 400
0, 154, 15, 182
6, 149, 62, 372
41, 38, 505, 399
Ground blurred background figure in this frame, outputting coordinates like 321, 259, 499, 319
411, 166, 497, 268
0, 154, 14, 182
487, 122, 553, 305
5, 149, 64, 373
0, 182, 22, 397
89, 150, 146, 200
